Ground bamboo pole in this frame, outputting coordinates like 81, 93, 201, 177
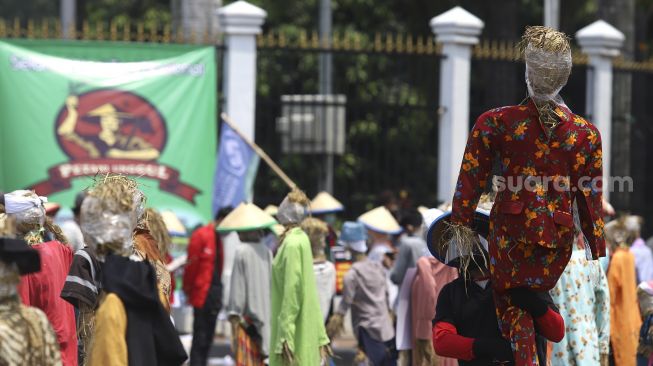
220, 112, 297, 190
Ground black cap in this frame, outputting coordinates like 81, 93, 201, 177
0, 238, 41, 274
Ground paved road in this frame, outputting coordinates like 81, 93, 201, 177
204, 339, 358, 365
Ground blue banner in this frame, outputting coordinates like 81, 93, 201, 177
212, 122, 259, 214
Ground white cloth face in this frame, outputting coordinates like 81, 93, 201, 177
4, 190, 47, 228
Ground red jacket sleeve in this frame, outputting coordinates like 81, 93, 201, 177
451, 112, 499, 226
534, 308, 565, 343
433, 321, 475, 361
574, 125, 606, 259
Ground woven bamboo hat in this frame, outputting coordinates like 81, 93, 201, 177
264, 205, 278, 217
309, 191, 344, 214
160, 210, 187, 237
217, 203, 278, 233
358, 206, 402, 235
425, 209, 490, 267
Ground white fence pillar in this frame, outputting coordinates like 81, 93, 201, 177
430, 6, 484, 203
576, 20, 624, 200
217, 1, 267, 141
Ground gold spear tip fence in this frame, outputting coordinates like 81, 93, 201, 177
1, 18, 653, 71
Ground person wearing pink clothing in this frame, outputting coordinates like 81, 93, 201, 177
411, 256, 458, 366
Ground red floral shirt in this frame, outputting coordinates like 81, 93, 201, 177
450, 99, 606, 259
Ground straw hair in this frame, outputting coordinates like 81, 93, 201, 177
300, 217, 329, 257
0, 214, 16, 237
287, 188, 310, 206
45, 216, 69, 244
144, 208, 172, 256
519, 26, 571, 54
441, 222, 488, 279
88, 173, 144, 212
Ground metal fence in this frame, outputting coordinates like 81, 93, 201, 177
626, 69, 653, 237
252, 34, 442, 217
2, 19, 653, 229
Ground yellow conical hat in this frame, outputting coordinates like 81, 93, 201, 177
358, 206, 402, 234
264, 205, 278, 216
217, 203, 277, 233
309, 191, 344, 214
160, 210, 187, 236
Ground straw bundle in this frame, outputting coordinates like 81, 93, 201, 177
518, 26, 570, 54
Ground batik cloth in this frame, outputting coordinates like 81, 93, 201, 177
450, 99, 605, 366
0, 295, 62, 366
235, 322, 264, 366
549, 249, 610, 365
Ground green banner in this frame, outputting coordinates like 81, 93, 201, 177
0, 39, 216, 226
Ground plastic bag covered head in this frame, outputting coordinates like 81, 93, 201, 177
80, 175, 145, 258
521, 26, 572, 103
277, 188, 310, 225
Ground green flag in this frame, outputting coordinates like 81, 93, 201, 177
0, 39, 217, 226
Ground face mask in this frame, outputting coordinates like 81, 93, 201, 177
474, 279, 489, 289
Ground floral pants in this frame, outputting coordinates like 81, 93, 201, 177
490, 238, 573, 366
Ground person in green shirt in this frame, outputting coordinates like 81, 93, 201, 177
270, 189, 331, 366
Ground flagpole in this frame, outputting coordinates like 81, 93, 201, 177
220, 112, 297, 190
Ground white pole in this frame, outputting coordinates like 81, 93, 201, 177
60, 0, 76, 39
217, 1, 267, 142
430, 7, 484, 203
576, 20, 625, 200
543, 0, 560, 29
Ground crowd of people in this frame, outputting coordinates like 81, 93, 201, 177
3, 176, 653, 366
2, 25, 653, 366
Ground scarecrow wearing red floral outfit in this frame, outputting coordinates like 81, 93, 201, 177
444, 26, 606, 366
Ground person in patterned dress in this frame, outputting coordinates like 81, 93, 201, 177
445, 26, 605, 366
0, 206, 61, 366
549, 233, 610, 366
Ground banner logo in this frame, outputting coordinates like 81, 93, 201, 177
31, 89, 200, 202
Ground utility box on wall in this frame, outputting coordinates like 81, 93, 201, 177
276, 94, 346, 155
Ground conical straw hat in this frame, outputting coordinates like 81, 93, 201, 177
357, 206, 401, 235
218, 203, 277, 233
309, 191, 344, 214
264, 205, 278, 216
160, 210, 187, 237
